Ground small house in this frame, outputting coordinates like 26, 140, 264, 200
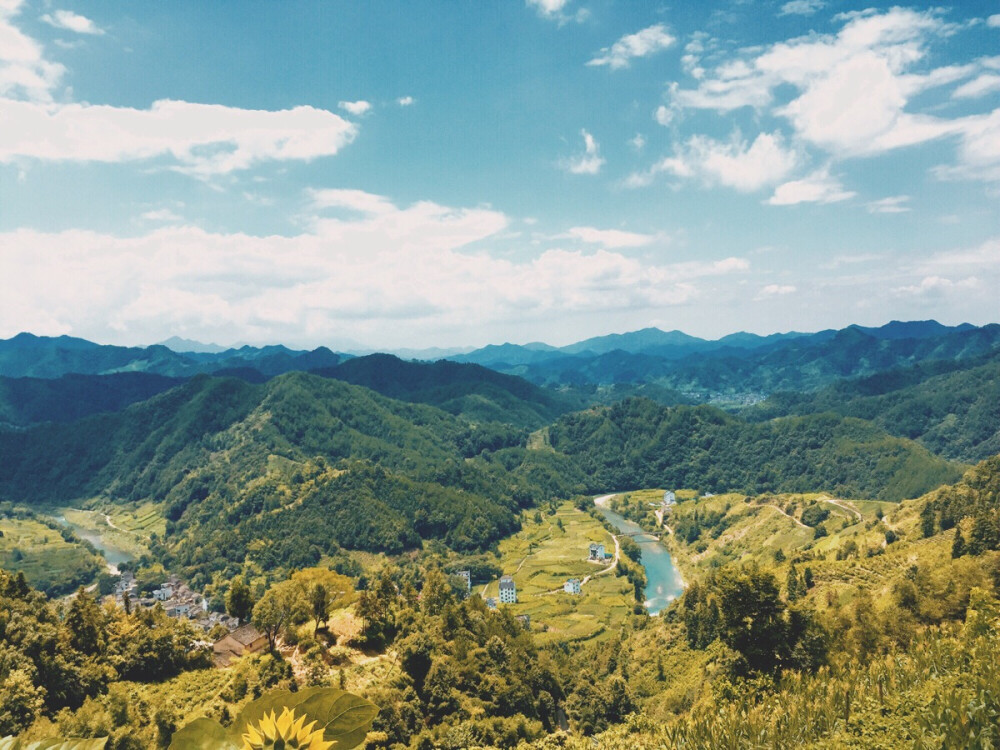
515, 614, 531, 630
166, 602, 192, 618
213, 624, 268, 667
153, 585, 173, 602
663, 490, 676, 506
498, 576, 517, 604
564, 578, 581, 595
589, 543, 605, 561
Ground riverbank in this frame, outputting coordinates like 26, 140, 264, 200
593, 494, 686, 615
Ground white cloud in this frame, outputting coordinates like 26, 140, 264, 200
630, 133, 645, 151
0, 1, 65, 101
0, 98, 358, 176
669, 7, 996, 167
757, 284, 796, 298
141, 208, 183, 223
338, 100, 371, 116
0, 190, 749, 346
563, 129, 605, 175
563, 226, 657, 248
40, 9, 102, 35
892, 275, 979, 296
988, 15, 1000, 28
525, 0, 587, 23
767, 169, 855, 205
866, 195, 910, 213
654, 105, 673, 126
629, 132, 799, 192
952, 74, 1000, 99
397, 95, 415, 106
780, 0, 825, 16
587, 24, 676, 70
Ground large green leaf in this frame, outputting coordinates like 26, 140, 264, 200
229, 688, 315, 737
299, 691, 379, 749
167, 718, 237, 750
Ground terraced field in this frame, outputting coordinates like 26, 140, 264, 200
481, 501, 633, 645
0, 516, 103, 594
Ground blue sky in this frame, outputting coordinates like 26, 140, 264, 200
0, 0, 998, 349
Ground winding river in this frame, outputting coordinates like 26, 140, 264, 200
595, 497, 686, 615
53, 513, 135, 575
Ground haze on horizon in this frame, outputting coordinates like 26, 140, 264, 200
1, 0, 998, 350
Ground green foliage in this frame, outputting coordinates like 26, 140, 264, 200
548, 399, 961, 501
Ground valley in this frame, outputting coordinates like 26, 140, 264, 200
0, 322, 999, 747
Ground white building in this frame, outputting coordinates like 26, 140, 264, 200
663, 490, 676, 506
564, 578, 581, 595
498, 576, 517, 604
153, 585, 173, 601
589, 543, 605, 560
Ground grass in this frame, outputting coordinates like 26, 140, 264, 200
480, 501, 633, 645
0, 516, 102, 594
58, 502, 161, 558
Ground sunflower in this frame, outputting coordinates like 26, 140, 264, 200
241, 707, 335, 750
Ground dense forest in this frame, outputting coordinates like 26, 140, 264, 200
548, 398, 962, 500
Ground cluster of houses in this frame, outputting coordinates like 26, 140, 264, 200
112, 572, 239, 631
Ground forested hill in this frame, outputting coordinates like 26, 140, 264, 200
312, 353, 581, 428
0, 373, 585, 582
479, 324, 1000, 396
546, 398, 963, 500
0, 372, 183, 428
746, 350, 1000, 463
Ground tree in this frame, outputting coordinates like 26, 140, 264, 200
252, 580, 305, 651
920, 503, 936, 538
310, 583, 328, 635
65, 589, 104, 656
226, 578, 254, 625
715, 566, 786, 673
786, 566, 801, 602
952, 528, 967, 559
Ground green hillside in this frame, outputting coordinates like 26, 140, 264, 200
750, 353, 1000, 462
314, 353, 580, 428
0, 373, 587, 589
547, 398, 963, 500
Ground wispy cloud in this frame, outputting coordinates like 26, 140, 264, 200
562, 226, 658, 248
866, 195, 911, 214
397, 95, 415, 106
40, 9, 103, 35
779, 0, 825, 17
563, 129, 605, 175
587, 24, 676, 70
767, 168, 855, 206
525, 0, 587, 24
756, 284, 796, 299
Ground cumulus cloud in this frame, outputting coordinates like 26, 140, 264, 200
654, 105, 673, 126
630, 133, 645, 151
0, 1, 65, 101
141, 208, 183, 223
866, 195, 911, 213
397, 95, 415, 106
892, 275, 979, 296
0, 99, 358, 176
40, 9, 102, 35
780, 0, 825, 16
628, 132, 799, 192
587, 24, 676, 70
667, 7, 999, 174
0, 190, 749, 346
338, 100, 371, 116
562, 226, 657, 248
563, 129, 605, 175
767, 169, 855, 205
988, 15, 1000, 28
